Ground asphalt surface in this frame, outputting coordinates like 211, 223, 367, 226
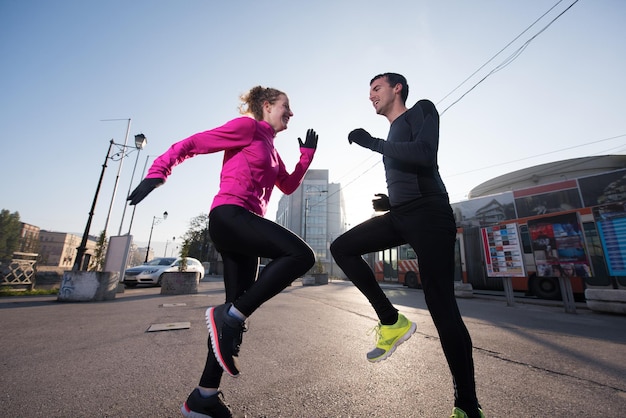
1, 277, 625, 417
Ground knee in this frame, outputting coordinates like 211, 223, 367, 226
329, 238, 343, 259
295, 242, 316, 270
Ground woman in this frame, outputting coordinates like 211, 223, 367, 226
128, 86, 318, 418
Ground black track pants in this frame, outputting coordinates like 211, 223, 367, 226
330, 195, 478, 408
199, 204, 315, 388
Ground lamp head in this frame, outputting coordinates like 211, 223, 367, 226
163, 211, 168, 220
134, 133, 147, 149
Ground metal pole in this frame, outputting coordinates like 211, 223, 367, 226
74, 140, 114, 271
103, 118, 131, 237
303, 197, 309, 242
127, 154, 152, 235
118, 143, 142, 235
145, 216, 156, 263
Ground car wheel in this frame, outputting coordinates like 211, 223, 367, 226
156, 274, 164, 287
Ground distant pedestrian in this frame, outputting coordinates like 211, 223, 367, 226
128, 85, 318, 418
330, 73, 484, 418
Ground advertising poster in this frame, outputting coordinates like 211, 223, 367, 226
527, 212, 592, 278
593, 202, 626, 277
481, 223, 525, 277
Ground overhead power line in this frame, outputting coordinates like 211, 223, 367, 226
439, 0, 580, 116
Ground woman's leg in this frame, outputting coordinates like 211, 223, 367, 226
198, 250, 257, 389
330, 214, 404, 324
198, 204, 314, 387
209, 204, 315, 317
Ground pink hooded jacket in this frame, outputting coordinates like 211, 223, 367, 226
146, 116, 315, 217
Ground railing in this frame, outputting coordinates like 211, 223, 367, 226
1, 252, 38, 290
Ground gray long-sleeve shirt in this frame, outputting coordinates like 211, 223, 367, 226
379, 99, 448, 206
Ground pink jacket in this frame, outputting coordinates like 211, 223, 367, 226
146, 116, 315, 217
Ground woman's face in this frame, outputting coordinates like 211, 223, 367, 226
263, 94, 293, 133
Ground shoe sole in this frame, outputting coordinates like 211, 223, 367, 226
206, 307, 240, 378
181, 401, 211, 418
368, 321, 417, 363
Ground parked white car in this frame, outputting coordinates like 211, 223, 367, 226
123, 257, 205, 287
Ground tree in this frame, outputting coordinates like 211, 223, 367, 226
0, 209, 21, 264
181, 213, 212, 262
89, 230, 107, 271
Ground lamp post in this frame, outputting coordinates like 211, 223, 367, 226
164, 236, 175, 257
73, 140, 115, 271
145, 211, 168, 263
73, 136, 148, 271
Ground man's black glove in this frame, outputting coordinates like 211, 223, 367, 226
348, 128, 384, 153
298, 128, 318, 150
372, 193, 390, 212
127, 178, 164, 205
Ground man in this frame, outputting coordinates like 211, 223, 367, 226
330, 73, 484, 418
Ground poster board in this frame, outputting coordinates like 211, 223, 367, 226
481, 223, 526, 278
527, 212, 592, 279
104, 235, 133, 282
593, 202, 626, 277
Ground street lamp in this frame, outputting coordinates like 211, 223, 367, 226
145, 211, 168, 263
73, 136, 148, 271
73, 140, 115, 271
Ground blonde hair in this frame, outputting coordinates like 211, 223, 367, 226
238, 86, 285, 120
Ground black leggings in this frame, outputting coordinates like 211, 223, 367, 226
199, 204, 315, 388
330, 195, 478, 409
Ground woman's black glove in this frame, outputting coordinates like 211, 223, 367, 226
372, 193, 390, 212
348, 128, 384, 153
127, 178, 164, 205
298, 128, 318, 150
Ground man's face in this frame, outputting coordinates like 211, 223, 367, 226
369, 76, 397, 116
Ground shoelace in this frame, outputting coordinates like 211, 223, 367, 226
367, 323, 382, 342
231, 320, 248, 355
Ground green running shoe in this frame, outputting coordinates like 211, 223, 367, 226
366, 313, 416, 362
450, 407, 486, 418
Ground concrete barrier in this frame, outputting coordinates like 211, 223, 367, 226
454, 282, 474, 298
585, 289, 626, 314
58, 271, 119, 302
160, 272, 198, 295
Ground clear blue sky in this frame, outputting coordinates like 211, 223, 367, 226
1, 0, 624, 257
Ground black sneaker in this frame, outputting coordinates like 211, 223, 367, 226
181, 389, 236, 418
206, 303, 245, 377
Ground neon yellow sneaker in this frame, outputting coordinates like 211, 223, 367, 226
367, 313, 416, 362
450, 407, 486, 418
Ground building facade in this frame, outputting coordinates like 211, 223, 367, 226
18, 222, 40, 254
276, 169, 347, 278
38, 231, 96, 269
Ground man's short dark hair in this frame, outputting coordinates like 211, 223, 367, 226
370, 73, 409, 104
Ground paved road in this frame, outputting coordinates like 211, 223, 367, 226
1, 278, 625, 417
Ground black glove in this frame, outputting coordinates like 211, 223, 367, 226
348, 128, 384, 153
127, 178, 164, 205
298, 128, 318, 150
372, 193, 390, 212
